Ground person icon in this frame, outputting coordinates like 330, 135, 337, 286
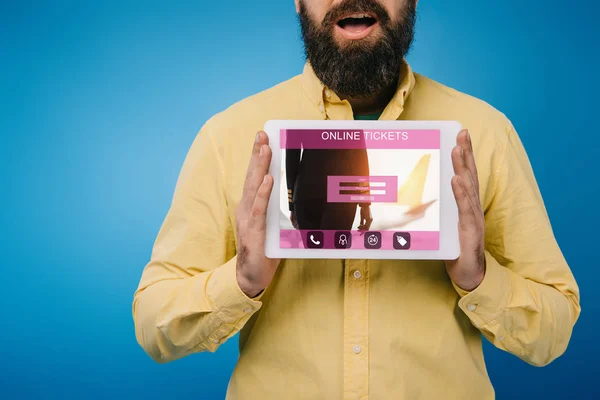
334, 231, 352, 249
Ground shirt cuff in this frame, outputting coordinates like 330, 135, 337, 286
455, 250, 512, 328
205, 256, 264, 323
452, 281, 471, 298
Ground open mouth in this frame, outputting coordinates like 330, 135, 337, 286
335, 13, 379, 39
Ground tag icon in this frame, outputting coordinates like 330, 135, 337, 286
393, 232, 411, 250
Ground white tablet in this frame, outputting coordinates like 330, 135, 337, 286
264, 120, 460, 260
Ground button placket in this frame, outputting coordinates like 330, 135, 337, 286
343, 260, 369, 400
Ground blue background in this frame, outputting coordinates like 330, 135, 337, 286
2, 0, 598, 398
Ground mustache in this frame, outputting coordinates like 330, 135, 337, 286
321, 0, 391, 27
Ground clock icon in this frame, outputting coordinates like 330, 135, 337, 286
364, 232, 382, 249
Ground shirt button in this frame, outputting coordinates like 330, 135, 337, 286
211, 339, 219, 344
353, 270, 362, 280
498, 336, 505, 341
467, 304, 477, 312
243, 307, 253, 313
319, 104, 324, 113
325, 89, 331, 98
353, 345, 361, 354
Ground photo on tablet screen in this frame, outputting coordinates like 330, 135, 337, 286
278, 127, 440, 251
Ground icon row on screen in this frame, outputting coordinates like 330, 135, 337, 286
305, 231, 411, 250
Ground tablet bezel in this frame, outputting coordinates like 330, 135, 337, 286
264, 120, 460, 260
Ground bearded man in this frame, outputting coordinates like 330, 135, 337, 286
133, 1, 580, 399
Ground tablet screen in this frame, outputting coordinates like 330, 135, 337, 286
278, 127, 441, 251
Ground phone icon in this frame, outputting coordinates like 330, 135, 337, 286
306, 231, 324, 249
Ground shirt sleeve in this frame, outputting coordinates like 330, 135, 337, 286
132, 122, 263, 364
453, 125, 581, 367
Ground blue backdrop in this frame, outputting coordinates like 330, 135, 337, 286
2, 0, 598, 398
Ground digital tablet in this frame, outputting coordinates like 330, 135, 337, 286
264, 120, 460, 260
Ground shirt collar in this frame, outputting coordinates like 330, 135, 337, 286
301, 58, 416, 120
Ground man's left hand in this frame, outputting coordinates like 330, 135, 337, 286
445, 129, 486, 292
358, 205, 373, 232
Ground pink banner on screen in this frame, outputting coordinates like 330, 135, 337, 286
280, 129, 440, 149
279, 230, 440, 250
327, 176, 398, 203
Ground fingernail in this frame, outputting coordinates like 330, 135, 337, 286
466, 131, 472, 148
255, 132, 260, 143
263, 175, 268, 184
259, 145, 264, 156
460, 146, 464, 158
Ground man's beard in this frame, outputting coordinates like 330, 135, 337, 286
298, 0, 416, 98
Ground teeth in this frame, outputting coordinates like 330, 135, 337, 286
348, 13, 370, 19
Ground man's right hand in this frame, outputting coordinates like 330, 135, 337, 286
235, 131, 280, 298
290, 211, 299, 229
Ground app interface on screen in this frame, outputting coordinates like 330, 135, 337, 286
279, 127, 441, 251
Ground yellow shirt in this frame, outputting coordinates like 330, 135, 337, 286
133, 60, 581, 400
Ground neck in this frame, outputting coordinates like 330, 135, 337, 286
340, 63, 407, 116
344, 81, 398, 116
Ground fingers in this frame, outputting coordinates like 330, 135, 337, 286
241, 131, 271, 213
451, 132, 485, 239
357, 215, 367, 230
250, 144, 272, 194
244, 131, 268, 182
455, 129, 480, 197
451, 144, 479, 206
451, 175, 478, 230
358, 218, 372, 231
248, 174, 274, 232
290, 213, 299, 229
358, 214, 367, 230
